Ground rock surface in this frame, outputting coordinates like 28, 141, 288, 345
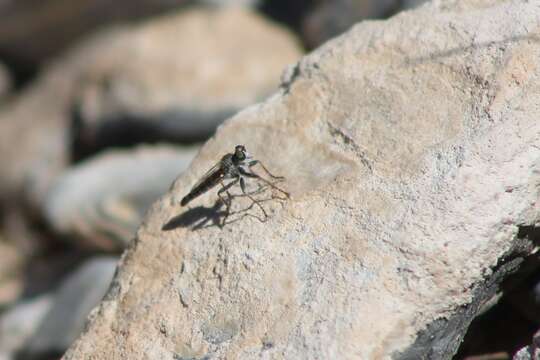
44, 146, 198, 251
64, 1, 540, 359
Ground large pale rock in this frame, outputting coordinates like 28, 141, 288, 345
64, 1, 540, 359
73, 6, 303, 156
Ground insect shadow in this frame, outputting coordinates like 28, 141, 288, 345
162, 187, 286, 231
162, 200, 226, 231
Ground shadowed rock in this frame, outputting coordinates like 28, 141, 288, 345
0, 257, 118, 360
0, 61, 11, 101
301, 0, 401, 48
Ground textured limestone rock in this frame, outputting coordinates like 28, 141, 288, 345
73, 6, 303, 157
44, 146, 198, 251
64, 0, 540, 359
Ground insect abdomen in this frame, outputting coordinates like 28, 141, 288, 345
181, 172, 222, 206
180, 193, 196, 206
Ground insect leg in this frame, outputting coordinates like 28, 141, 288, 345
239, 168, 290, 199
240, 177, 267, 222
218, 179, 237, 205
248, 160, 285, 181
218, 178, 238, 225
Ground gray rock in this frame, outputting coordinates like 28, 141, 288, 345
44, 145, 198, 251
513, 328, 540, 360
21, 257, 118, 358
514, 347, 534, 360
0, 295, 54, 358
63, 0, 540, 359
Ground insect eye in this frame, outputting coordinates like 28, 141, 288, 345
235, 145, 246, 158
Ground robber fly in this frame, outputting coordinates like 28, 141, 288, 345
180, 145, 289, 222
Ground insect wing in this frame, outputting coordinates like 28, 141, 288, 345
189, 161, 225, 192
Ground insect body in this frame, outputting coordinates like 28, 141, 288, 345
180, 152, 237, 206
181, 145, 289, 222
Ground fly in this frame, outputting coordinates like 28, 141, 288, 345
181, 145, 289, 223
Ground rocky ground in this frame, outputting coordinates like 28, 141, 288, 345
1, 1, 539, 360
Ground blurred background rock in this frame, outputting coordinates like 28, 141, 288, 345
0, 0, 429, 84
13, 0, 532, 359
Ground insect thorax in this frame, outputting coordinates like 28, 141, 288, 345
221, 154, 239, 178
